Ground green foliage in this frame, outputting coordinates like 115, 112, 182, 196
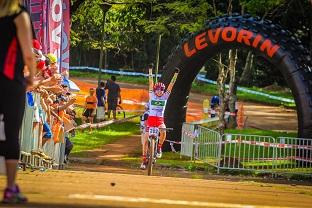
241, 0, 285, 15
70, 0, 311, 89
141, 0, 214, 34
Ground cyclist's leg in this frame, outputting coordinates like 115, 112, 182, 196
158, 123, 166, 146
140, 131, 148, 169
142, 131, 148, 156
157, 123, 166, 158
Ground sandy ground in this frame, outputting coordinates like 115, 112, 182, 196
0, 77, 302, 207
1, 169, 312, 208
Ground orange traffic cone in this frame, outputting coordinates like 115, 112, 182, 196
237, 103, 245, 129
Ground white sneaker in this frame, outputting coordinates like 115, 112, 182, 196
140, 162, 147, 170
156, 147, 162, 159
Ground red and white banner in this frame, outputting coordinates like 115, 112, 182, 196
24, 0, 70, 75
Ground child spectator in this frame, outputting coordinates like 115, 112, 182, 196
82, 88, 97, 126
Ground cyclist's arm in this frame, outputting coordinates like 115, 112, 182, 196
148, 67, 154, 92
166, 68, 179, 93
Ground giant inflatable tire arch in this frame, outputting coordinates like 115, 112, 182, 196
160, 14, 312, 151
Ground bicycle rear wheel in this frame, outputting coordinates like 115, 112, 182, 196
147, 138, 155, 176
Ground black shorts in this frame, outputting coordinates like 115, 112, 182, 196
0, 75, 26, 160
107, 99, 118, 110
83, 109, 95, 117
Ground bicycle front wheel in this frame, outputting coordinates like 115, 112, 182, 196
147, 138, 155, 176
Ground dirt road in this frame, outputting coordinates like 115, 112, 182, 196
1, 170, 312, 208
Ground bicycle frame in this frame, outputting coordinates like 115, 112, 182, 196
147, 127, 159, 176
146, 127, 173, 176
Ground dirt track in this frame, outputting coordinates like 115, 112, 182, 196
0, 78, 302, 207
1, 135, 311, 208
1, 170, 312, 208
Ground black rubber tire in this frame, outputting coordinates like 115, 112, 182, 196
160, 14, 312, 151
147, 138, 155, 176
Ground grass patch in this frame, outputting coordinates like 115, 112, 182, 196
71, 121, 140, 155
70, 70, 295, 108
122, 152, 215, 172
224, 128, 297, 138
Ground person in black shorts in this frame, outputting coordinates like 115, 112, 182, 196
82, 88, 97, 126
105, 76, 121, 120
0, 0, 35, 204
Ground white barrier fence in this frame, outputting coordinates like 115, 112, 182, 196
19, 93, 66, 170
181, 123, 312, 175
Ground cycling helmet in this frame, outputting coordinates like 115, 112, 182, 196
153, 82, 165, 92
46, 53, 57, 64
33, 39, 42, 50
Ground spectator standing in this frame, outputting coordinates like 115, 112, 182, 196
82, 88, 97, 127
105, 76, 121, 120
210, 95, 220, 118
0, 0, 35, 204
96, 81, 106, 122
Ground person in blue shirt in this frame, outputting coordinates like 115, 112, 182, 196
210, 96, 220, 118
210, 95, 220, 109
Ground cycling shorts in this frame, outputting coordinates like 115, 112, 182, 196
146, 116, 165, 128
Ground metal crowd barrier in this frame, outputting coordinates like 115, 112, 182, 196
274, 137, 312, 174
19, 92, 66, 170
180, 123, 196, 159
220, 134, 276, 172
180, 122, 312, 175
195, 126, 221, 169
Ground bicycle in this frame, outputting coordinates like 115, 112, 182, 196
146, 126, 172, 176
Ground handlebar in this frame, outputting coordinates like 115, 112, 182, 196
156, 127, 173, 131
137, 123, 173, 131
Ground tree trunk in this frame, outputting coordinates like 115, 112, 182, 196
123, 54, 128, 68
131, 51, 134, 71
239, 51, 254, 86
227, 49, 238, 129
217, 54, 228, 135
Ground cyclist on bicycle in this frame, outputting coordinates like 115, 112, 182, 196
143, 67, 179, 163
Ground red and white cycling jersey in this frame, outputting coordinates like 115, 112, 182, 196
148, 91, 169, 117
147, 91, 169, 127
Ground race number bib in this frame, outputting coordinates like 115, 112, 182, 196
149, 127, 159, 136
